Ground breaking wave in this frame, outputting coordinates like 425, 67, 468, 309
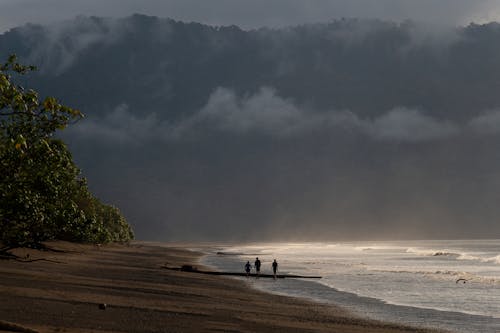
406, 247, 458, 257
406, 247, 500, 265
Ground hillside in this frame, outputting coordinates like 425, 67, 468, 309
2, 15, 500, 240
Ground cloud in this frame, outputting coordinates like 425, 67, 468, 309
70, 103, 173, 144
185, 87, 307, 135
468, 110, 500, 134
69, 87, 465, 144
18, 15, 174, 74
184, 87, 460, 142
70, 88, 310, 143
19, 16, 117, 74
368, 107, 459, 142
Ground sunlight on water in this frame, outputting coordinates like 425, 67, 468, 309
203, 240, 500, 333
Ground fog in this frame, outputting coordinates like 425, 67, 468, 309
66, 86, 500, 241
2, 14, 500, 241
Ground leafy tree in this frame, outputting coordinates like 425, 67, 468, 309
0, 55, 133, 249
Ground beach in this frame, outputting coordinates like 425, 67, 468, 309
0, 242, 441, 333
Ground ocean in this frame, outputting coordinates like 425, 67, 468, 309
201, 240, 500, 333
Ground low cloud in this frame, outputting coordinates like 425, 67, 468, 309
183, 87, 461, 142
20, 17, 113, 74
368, 107, 459, 142
70, 87, 476, 144
468, 110, 500, 134
19, 15, 173, 74
70, 103, 173, 144
183, 87, 307, 136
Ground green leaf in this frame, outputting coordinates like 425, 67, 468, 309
0, 55, 133, 248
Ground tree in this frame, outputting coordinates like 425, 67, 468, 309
0, 55, 133, 250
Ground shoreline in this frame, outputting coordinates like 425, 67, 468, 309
0, 241, 443, 332
201, 249, 497, 333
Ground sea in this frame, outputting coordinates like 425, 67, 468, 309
200, 240, 500, 333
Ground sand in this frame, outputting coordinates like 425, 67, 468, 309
0, 242, 445, 333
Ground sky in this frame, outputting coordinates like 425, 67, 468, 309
3, 2, 500, 241
1, 0, 500, 32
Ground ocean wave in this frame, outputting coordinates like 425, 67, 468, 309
457, 253, 500, 264
354, 245, 402, 251
430, 271, 500, 285
367, 268, 500, 284
355, 246, 375, 251
487, 254, 500, 264
406, 247, 459, 257
370, 268, 468, 276
405, 247, 500, 265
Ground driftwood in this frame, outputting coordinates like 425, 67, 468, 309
163, 265, 322, 279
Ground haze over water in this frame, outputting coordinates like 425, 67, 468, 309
204, 240, 500, 332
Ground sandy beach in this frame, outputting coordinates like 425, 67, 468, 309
0, 242, 444, 333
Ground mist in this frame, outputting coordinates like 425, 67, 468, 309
2, 14, 500, 241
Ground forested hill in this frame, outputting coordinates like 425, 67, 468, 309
2, 14, 500, 122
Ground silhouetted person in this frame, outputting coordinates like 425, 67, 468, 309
272, 259, 278, 279
254, 257, 261, 277
245, 261, 251, 277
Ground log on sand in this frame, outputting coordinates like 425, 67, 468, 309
163, 265, 322, 279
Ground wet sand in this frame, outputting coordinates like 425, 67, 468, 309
0, 242, 444, 332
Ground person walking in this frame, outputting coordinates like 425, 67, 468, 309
254, 257, 261, 277
244, 261, 252, 277
272, 259, 278, 279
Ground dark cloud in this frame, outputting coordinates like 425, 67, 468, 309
72, 87, 462, 143
367, 108, 459, 142
468, 110, 500, 135
4, 15, 500, 241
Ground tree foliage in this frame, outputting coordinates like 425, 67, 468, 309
0, 55, 133, 248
